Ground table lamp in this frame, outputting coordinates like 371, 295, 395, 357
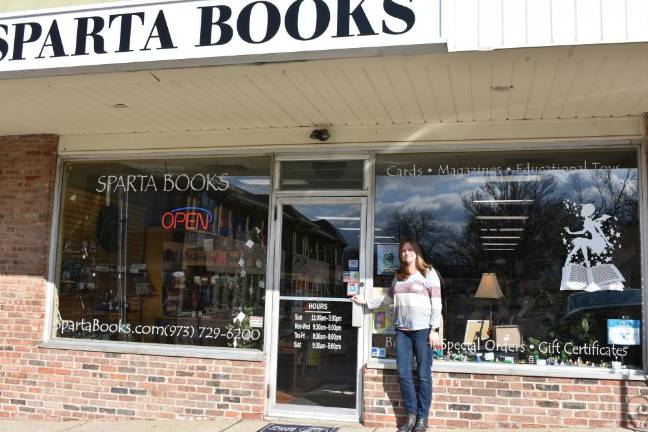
474, 272, 504, 338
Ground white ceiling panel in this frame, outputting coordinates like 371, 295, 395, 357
2, 44, 648, 136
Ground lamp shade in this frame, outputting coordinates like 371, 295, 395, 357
475, 272, 504, 299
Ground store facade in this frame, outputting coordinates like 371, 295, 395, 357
2, 0, 648, 429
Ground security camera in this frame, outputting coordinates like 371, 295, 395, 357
310, 128, 330, 142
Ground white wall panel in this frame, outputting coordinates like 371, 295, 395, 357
452, 0, 480, 51
478, 0, 503, 50
448, 0, 648, 51
551, 0, 577, 45
575, 0, 602, 43
501, 0, 527, 48
601, 0, 628, 41
526, 0, 553, 46
5, 0, 648, 56
626, 0, 648, 40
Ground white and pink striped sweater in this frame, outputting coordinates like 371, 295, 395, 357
367, 270, 442, 331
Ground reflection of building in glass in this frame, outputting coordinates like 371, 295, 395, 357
57, 161, 270, 349
281, 205, 349, 298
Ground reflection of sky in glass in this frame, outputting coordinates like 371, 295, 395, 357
291, 204, 362, 249
229, 176, 270, 195
375, 167, 638, 239
372, 152, 642, 367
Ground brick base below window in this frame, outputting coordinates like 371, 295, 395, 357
363, 367, 647, 429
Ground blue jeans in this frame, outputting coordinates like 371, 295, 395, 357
395, 328, 433, 419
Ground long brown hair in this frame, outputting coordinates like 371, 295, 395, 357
395, 237, 433, 281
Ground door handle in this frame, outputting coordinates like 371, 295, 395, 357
352, 302, 363, 327
352, 280, 365, 327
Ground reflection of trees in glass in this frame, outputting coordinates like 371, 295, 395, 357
569, 169, 638, 224
452, 174, 567, 347
384, 208, 454, 265
455, 168, 640, 365
457, 174, 564, 273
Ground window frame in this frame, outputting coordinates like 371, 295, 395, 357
366, 140, 648, 379
42, 151, 275, 362
40, 140, 648, 379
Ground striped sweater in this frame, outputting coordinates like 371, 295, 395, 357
367, 270, 442, 331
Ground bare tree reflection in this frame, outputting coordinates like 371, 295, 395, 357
384, 209, 454, 264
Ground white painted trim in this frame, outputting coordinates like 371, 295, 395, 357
275, 154, 370, 161
262, 153, 277, 417
267, 196, 367, 421
44, 138, 647, 382
279, 296, 352, 302
639, 120, 648, 373
273, 190, 368, 198
268, 405, 358, 423
362, 153, 376, 377
39, 339, 265, 361
43, 153, 64, 342
58, 117, 643, 155
367, 359, 648, 381
266, 198, 282, 417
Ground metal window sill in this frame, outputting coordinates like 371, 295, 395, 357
367, 359, 647, 381
39, 338, 266, 361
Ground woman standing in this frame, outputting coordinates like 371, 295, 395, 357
352, 238, 442, 432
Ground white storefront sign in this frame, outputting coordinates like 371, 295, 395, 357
0, 0, 443, 75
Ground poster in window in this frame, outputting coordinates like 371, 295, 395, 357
372, 287, 395, 334
376, 243, 399, 276
608, 319, 640, 345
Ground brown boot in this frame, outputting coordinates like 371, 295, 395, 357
396, 413, 417, 432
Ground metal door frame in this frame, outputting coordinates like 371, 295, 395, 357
266, 195, 368, 422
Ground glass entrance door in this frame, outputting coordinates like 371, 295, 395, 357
269, 198, 366, 421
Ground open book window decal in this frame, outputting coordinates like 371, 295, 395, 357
560, 201, 625, 292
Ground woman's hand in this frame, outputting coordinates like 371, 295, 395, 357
350, 295, 366, 305
429, 329, 442, 348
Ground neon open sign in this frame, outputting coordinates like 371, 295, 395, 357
161, 207, 213, 231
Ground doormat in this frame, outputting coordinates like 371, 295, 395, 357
258, 424, 339, 432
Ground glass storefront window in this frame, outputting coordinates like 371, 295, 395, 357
372, 149, 642, 369
280, 160, 365, 190
55, 157, 271, 350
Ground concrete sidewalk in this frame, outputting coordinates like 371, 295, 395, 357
0, 419, 633, 432
0, 419, 632, 432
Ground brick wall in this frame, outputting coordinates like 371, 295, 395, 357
363, 368, 648, 429
0, 135, 266, 421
